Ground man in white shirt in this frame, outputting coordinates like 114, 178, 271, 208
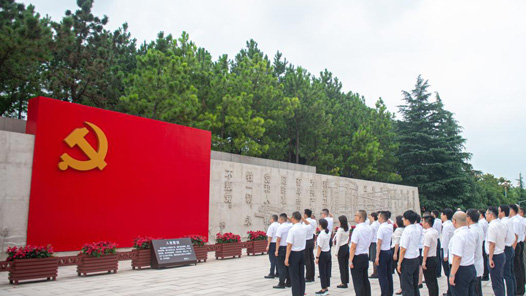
265, 214, 280, 279
509, 204, 525, 295
431, 210, 443, 278
398, 210, 420, 296
285, 211, 311, 296
467, 209, 484, 296
486, 206, 506, 296
441, 208, 455, 296
274, 213, 292, 289
448, 211, 477, 296
499, 205, 517, 296
375, 211, 394, 296
422, 215, 439, 296
478, 209, 490, 281
303, 209, 317, 282
349, 209, 373, 296
369, 212, 380, 279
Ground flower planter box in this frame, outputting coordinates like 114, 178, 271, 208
193, 246, 208, 262
131, 249, 151, 270
215, 243, 242, 259
247, 240, 267, 256
8, 257, 58, 285
77, 254, 119, 276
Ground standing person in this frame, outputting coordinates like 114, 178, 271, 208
422, 215, 439, 296
510, 204, 525, 295
467, 209, 484, 296
397, 210, 420, 296
431, 210, 442, 278
304, 209, 317, 282
265, 214, 280, 279
393, 215, 405, 295
349, 210, 373, 296
375, 211, 394, 296
486, 206, 507, 296
448, 211, 477, 296
478, 209, 490, 281
441, 208, 455, 296
315, 218, 331, 295
285, 211, 310, 296
369, 212, 380, 279
334, 215, 350, 288
499, 205, 517, 296
321, 209, 334, 278
274, 213, 292, 289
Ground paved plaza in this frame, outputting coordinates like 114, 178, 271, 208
0, 248, 499, 296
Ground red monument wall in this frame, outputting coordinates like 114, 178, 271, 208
25, 97, 211, 251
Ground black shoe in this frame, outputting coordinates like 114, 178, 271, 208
273, 284, 286, 289
482, 276, 490, 281
305, 279, 315, 282
285, 283, 292, 288
418, 284, 423, 288
337, 284, 348, 288
315, 290, 328, 295
395, 291, 403, 295
264, 274, 275, 279
369, 274, 378, 279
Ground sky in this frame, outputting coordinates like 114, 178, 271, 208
23, 0, 526, 184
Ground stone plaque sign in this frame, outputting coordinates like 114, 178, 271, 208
151, 238, 197, 269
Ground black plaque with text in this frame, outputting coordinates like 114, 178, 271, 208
150, 238, 197, 269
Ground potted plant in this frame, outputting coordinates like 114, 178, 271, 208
246, 231, 267, 256
215, 232, 242, 260
131, 236, 153, 270
186, 235, 208, 262
77, 241, 118, 276
6, 245, 58, 285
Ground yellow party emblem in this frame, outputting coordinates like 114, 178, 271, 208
58, 122, 108, 171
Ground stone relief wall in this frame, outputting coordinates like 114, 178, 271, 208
208, 160, 420, 243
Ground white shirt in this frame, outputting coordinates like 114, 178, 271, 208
333, 227, 350, 249
523, 217, 526, 242
400, 224, 420, 259
267, 222, 280, 243
305, 218, 317, 240
441, 220, 455, 259
469, 223, 484, 277
511, 215, 525, 242
276, 222, 292, 247
370, 221, 380, 243
325, 217, 334, 236
448, 226, 476, 266
478, 218, 489, 240
286, 223, 309, 251
377, 222, 394, 251
433, 218, 442, 236
391, 227, 404, 248
485, 219, 505, 255
317, 230, 331, 252
423, 228, 438, 258
500, 217, 516, 247
351, 222, 373, 255
417, 223, 424, 249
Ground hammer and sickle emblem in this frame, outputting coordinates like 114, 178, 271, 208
58, 122, 108, 171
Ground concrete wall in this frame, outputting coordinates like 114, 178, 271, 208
0, 130, 34, 259
0, 117, 26, 134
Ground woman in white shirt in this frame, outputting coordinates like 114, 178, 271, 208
392, 215, 405, 295
315, 218, 331, 295
333, 215, 350, 288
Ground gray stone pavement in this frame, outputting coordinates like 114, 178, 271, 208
0, 249, 497, 295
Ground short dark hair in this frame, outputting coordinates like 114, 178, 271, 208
403, 210, 418, 224
499, 205, 510, 217
379, 211, 389, 221
441, 208, 454, 220
509, 204, 518, 214
319, 218, 329, 233
478, 209, 486, 218
279, 213, 288, 220
423, 215, 434, 227
357, 210, 367, 222
322, 208, 329, 214
271, 214, 278, 222
292, 211, 302, 221
386, 210, 392, 218
487, 206, 498, 218
371, 212, 378, 221
396, 215, 404, 228
466, 209, 480, 223
416, 214, 421, 224
431, 210, 440, 218
304, 209, 312, 217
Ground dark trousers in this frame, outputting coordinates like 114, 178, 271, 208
490, 253, 506, 296
436, 239, 442, 277
423, 256, 439, 296
504, 246, 516, 296
304, 239, 315, 281
289, 250, 306, 296
269, 242, 277, 275
450, 265, 476, 296
474, 276, 482, 296
378, 249, 394, 296
351, 254, 371, 296
441, 249, 451, 296
277, 246, 290, 285
482, 241, 489, 279
514, 241, 525, 295
338, 244, 350, 284
401, 257, 420, 296
319, 251, 331, 289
